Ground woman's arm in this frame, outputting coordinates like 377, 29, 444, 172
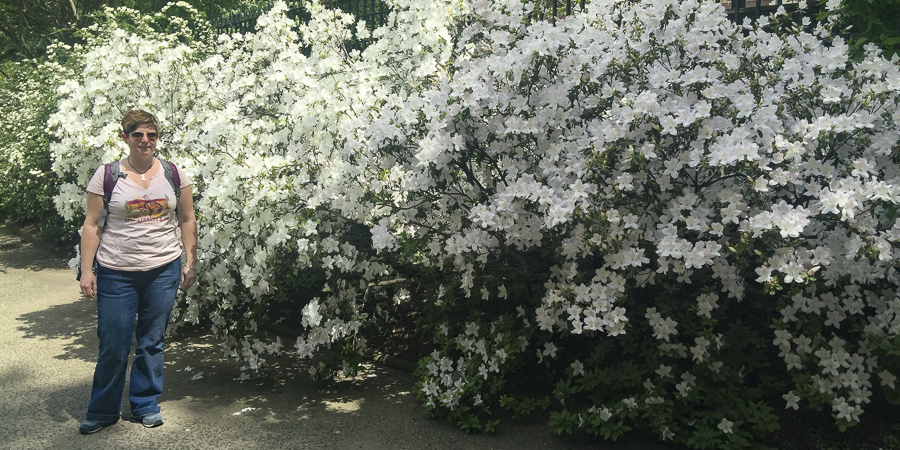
79, 193, 105, 299
178, 185, 198, 289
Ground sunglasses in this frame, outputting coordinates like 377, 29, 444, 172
129, 131, 159, 142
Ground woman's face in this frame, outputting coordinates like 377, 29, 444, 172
121, 124, 157, 157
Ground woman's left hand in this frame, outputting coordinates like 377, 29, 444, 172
181, 265, 197, 289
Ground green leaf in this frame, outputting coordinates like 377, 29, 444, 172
548, 410, 577, 435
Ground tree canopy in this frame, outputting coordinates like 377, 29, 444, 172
0, 0, 268, 60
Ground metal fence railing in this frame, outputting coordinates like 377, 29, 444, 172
210, 0, 387, 35
717, 0, 819, 24
210, 0, 821, 37
535, 0, 587, 21
210, 0, 303, 35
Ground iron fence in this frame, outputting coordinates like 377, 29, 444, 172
717, 0, 820, 24
210, 0, 302, 34
536, 0, 587, 20
210, 0, 388, 35
210, 0, 821, 36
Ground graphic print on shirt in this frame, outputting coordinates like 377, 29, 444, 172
125, 194, 171, 223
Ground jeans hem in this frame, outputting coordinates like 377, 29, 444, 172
132, 406, 161, 417
85, 413, 120, 423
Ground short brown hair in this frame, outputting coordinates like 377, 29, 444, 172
121, 109, 159, 135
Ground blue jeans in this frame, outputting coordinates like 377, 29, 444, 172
85, 259, 180, 423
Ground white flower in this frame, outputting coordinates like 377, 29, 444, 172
570, 360, 585, 376
370, 219, 396, 251
783, 391, 800, 410
879, 370, 897, 390
755, 266, 774, 284
542, 342, 558, 359
659, 426, 674, 441
655, 364, 672, 378
302, 299, 323, 328
773, 329, 792, 348
598, 407, 613, 422
717, 418, 733, 434
691, 337, 710, 362
696, 293, 718, 318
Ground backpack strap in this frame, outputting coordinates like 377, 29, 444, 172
97, 161, 124, 227
78, 160, 121, 278
159, 159, 181, 221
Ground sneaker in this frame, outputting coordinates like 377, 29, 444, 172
79, 419, 115, 434
139, 412, 164, 428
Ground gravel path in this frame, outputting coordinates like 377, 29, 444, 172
0, 226, 666, 450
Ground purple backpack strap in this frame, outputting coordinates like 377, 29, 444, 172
159, 160, 181, 220
165, 160, 181, 191
103, 161, 117, 204
98, 161, 122, 227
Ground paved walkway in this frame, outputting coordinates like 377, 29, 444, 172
0, 226, 664, 449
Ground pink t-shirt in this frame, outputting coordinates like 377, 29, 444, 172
87, 160, 191, 271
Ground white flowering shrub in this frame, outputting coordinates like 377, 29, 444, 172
45, 0, 900, 447
49, 0, 467, 372
364, 0, 900, 445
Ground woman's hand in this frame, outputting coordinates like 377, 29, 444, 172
178, 183, 197, 291
181, 265, 196, 289
80, 271, 98, 299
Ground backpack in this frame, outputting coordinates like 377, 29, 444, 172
76, 159, 182, 280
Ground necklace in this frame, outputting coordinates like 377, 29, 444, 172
128, 156, 154, 181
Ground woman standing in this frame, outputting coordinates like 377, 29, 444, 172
77, 109, 197, 434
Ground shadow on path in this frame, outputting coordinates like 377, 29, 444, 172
10, 298, 667, 450
10, 300, 604, 449
0, 227, 70, 273
16, 297, 98, 362
1, 226, 668, 449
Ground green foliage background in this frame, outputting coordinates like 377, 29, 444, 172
0, 60, 77, 243
820, 0, 900, 59
0, 0, 271, 59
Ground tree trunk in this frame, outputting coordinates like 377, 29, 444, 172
66, 0, 79, 21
